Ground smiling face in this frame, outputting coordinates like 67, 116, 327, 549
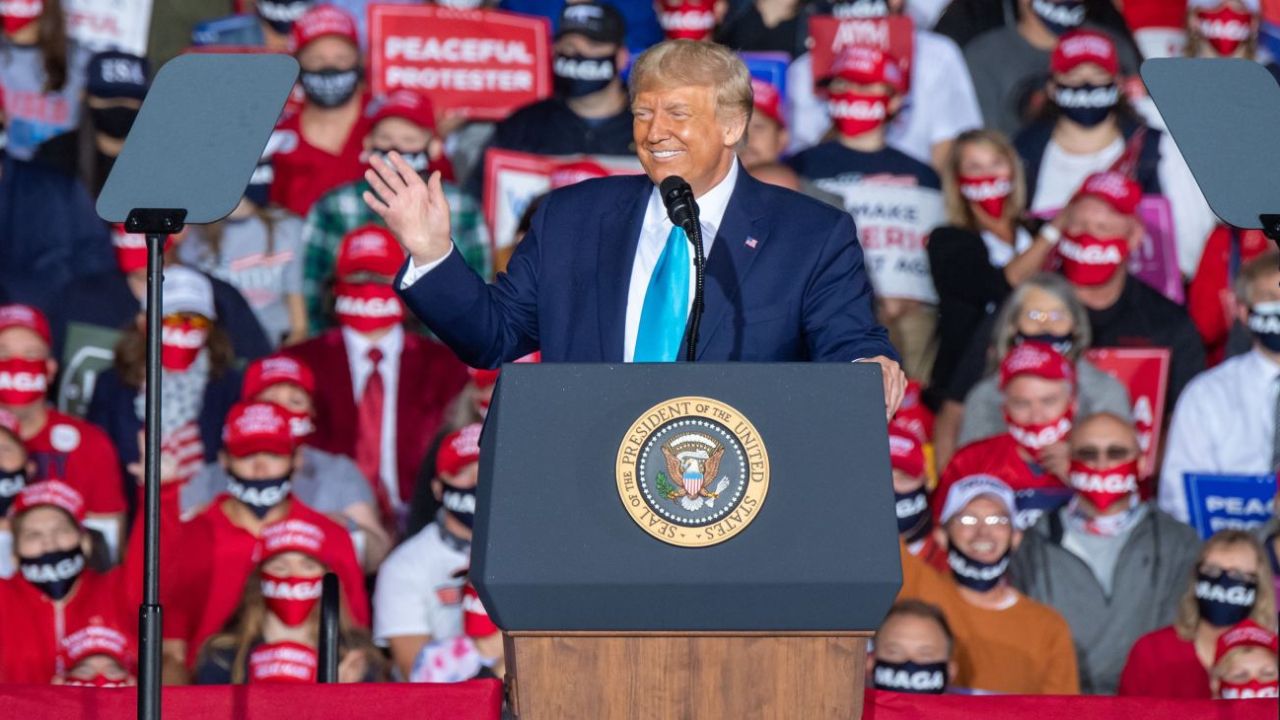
945, 495, 1013, 564
632, 83, 746, 197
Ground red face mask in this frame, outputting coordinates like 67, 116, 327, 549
1195, 5, 1253, 57
0, 357, 48, 406
282, 409, 315, 441
261, 572, 323, 626
1057, 233, 1129, 286
1219, 678, 1279, 699
1068, 459, 1139, 512
958, 174, 1013, 219
64, 673, 131, 688
334, 282, 404, 333
1, 0, 42, 35
828, 90, 889, 138
160, 317, 208, 372
657, 0, 716, 40
1005, 405, 1074, 453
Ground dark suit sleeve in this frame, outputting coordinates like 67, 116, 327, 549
801, 212, 898, 363
396, 204, 544, 370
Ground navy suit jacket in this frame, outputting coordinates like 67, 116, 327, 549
397, 171, 896, 367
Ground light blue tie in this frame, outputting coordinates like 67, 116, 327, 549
634, 225, 690, 362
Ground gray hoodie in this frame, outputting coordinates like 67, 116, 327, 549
1009, 504, 1201, 694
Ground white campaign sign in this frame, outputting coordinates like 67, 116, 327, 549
64, 0, 153, 57
814, 178, 943, 303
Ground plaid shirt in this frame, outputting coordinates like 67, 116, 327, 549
301, 178, 490, 333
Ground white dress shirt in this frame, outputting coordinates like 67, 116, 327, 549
1159, 348, 1280, 522
401, 160, 742, 362
343, 324, 403, 508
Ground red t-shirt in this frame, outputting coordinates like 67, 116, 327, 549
1187, 225, 1270, 366
23, 408, 126, 515
269, 95, 373, 217
1118, 625, 1211, 698
0, 568, 134, 683
179, 496, 370, 664
934, 434, 1072, 528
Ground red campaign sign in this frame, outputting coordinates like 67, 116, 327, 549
1084, 347, 1171, 490
807, 15, 914, 92
368, 5, 552, 121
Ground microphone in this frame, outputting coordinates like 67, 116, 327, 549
658, 175, 705, 362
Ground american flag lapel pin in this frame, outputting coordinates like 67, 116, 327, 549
745, 237, 758, 249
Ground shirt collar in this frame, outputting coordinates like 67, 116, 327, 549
1247, 347, 1280, 380
342, 323, 404, 363
645, 157, 741, 241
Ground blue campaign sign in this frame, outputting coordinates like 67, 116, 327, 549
1013, 486, 1075, 531
1184, 473, 1277, 540
740, 52, 790, 99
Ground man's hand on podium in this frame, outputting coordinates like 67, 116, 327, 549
858, 355, 906, 420
363, 151, 453, 267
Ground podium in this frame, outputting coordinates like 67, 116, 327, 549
472, 363, 902, 720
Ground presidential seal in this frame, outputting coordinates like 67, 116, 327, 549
616, 397, 769, 548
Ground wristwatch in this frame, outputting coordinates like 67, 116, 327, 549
1038, 223, 1062, 246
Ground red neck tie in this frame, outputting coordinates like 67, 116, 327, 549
355, 347, 393, 521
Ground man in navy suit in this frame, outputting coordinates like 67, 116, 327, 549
364, 38, 906, 416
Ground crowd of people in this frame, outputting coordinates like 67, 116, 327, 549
0, 0, 1277, 706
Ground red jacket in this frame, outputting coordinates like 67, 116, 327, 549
1187, 225, 1270, 366
1118, 625, 1211, 698
285, 328, 468, 507
0, 568, 134, 683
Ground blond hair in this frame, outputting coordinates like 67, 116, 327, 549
1175, 530, 1277, 641
629, 39, 753, 124
942, 129, 1028, 229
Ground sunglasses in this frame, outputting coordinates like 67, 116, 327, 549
1071, 445, 1137, 463
955, 514, 1011, 527
163, 313, 212, 329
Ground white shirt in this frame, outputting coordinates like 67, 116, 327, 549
623, 159, 738, 362
343, 324, 403, 508
1159, 348, 1280, 522
401, 160, 741, 363
785, 30, 984, 165
1030, 138, 1125, 213
981, 226, 1033, 269
372, 521, 469, 648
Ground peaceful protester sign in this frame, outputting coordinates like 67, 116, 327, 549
368, 5, 551, 121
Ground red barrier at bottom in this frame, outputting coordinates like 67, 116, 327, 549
0, 682, 1274, 720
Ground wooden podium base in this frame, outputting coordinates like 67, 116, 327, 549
504, 632, 870, 720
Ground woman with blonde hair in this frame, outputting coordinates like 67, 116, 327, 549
1118, 530, 1276, 698
927, 129, 1063, 464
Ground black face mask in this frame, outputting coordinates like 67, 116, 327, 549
441, 482, 476, 529
372, 148, 430, 175
553, 53, 616, 99
1247, 302, 1280, 353
1031, 0, 1086, 35
1016, 331, 1073, 357
947, 544, 1010, 592
1054, 83, 1119, 128
256, 0, 312, 35
1196, 572, 1257, 627
894, 487, 931, 543
19, 547, 85, 601
227, 471, 293, 519
872, 659, 949, 694
0, 467, 26, 516
300, 67, 361, 109
90, 106, 139, 141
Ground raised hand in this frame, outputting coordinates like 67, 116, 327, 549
362, 151, 453, 266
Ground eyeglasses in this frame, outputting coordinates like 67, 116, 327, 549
1024, 309, 1069, 325
1071, 445, 1137, 463
1200, 564, 1260, 585
955, 514, 1011, 527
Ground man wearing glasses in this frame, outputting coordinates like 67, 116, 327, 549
1010, 412, 1201, 694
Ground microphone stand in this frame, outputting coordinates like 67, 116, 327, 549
685, 219, 705, 363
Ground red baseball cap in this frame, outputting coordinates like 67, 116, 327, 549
11, 480, 86, 524
824, 46, 906, 95
463, 581, 499, 638
336, 224, 406, 279
260, 518, 327, 561
289, 4, 358, 54
887, 428, 925, 479
549, 160, 611, 190
1051, 30, 1120, 77
1215, 619, 1279, 663
369, 89, 437, 133
62, 625, 135, 672
242, 355, 316, 402
0, 303, 51, 347
437, 423, 482, 477
999, 342, 1076, 390
751, 78, 785, 128
1073, 171, 1142, 216
248, 641, 318, 683
222, 402, 297, 458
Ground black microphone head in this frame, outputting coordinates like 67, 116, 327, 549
659, 175, 699, 231
659, 175, 690, 198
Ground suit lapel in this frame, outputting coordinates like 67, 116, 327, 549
690, 173, 767, 360
597, 178, 650, 362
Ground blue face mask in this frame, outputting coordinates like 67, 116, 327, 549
947, 544, 1010, 592
1054, 82, 1119, 128
1247, 301, 1280, 353
553, 53, 616, 99
873, 659, 949, 694
1016, 331, 1073, 357
1032, 0, 1086, 36
1196, 571, 1257, 627
894, 487, 931, 543
227, 471, 293, 519
442, 482, 477, 529
19, 547, 85, 601
0, 467, 25, 516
